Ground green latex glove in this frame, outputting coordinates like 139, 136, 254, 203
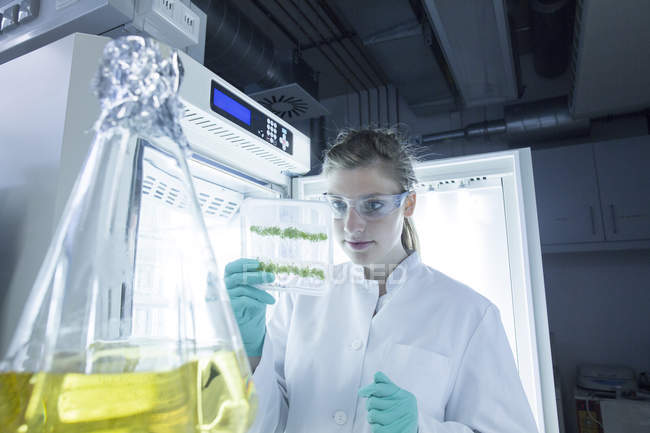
358, 371, 419, 433
224, 258, 275, 357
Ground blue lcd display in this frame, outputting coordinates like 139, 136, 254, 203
212, 88, 251, 125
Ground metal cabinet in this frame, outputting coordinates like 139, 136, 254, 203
594, 136, 650, 241
533, 136, 650, 251
532, 143, 604, 245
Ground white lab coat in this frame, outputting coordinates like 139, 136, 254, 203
249, 252, 538, 433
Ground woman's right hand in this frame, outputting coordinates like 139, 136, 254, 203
224, 258, 276, 358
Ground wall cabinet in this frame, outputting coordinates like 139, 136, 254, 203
532, 135, 650, 251
533, 143, 604, 244
594, 136, 650, 241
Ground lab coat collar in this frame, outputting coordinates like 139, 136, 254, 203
350, 251, 421, 294
385, 250, 420, 294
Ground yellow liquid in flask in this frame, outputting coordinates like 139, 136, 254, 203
0, 350, 257, 433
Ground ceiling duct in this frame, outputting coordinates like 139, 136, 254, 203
569, 0, 650, 118
422, 96, 591, 144
194, 0, 328, 120
421, 0, 519, 106
530, 0, 572, 78
196, 0, 281, 88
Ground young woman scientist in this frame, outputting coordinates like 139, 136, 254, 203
225, 129, 538, 433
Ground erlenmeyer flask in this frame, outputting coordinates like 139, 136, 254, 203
0, 37, 255, 433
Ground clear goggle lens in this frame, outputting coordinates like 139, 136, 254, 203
323, 192, 410, 220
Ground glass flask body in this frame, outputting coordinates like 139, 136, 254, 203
0, 38, 255, 433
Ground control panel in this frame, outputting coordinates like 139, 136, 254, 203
210, 80, 293, 155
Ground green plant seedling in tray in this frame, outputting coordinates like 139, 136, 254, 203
241, 198, 334, 296
249, 225, 328, 242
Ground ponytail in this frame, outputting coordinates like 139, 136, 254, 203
402, 216, 420, 253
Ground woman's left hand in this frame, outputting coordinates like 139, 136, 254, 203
358, 371, 418, 433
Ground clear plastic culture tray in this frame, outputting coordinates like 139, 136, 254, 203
241, 198, 333, 296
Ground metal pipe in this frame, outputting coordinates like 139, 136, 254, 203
376, 87, 380, 127
530, 0, 571, 78
367, 90, 371, 126
504, 96, 590, 141
278, 0, 363, 91
385, 84, 390, 126
396, 87, 400, 125
305, 0, 380, 89
421, 129, 468, 142
285, 0, 369, 90
317, 0, 388, 87
305, 0, 388, 128
406, 0, 461, 106
315, 0, 396, 128
270, 0, 361, 94
248, 0, 300, 48
421, 96, 591, 144
465, 120, 508, 138
362, 20, 423, 46
275, 0, 366, 129
421, 120, 508, 143
358, 92, 362, 128
299, 32, 355, 51
198, 0, 283, 88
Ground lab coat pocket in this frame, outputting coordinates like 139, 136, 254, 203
383, 343, 451, 418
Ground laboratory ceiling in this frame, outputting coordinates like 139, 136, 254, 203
195, 0, 649, 122
196, 0, 549, 112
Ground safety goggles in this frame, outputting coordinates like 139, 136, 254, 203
322, 191, 411, 221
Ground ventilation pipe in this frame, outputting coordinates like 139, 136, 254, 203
194, 0, 298, 90
421, 96, 591, 144
530, 0, 572, 78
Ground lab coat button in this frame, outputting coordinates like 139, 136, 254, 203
333, 410, 348, 425
350, 339, 363, 350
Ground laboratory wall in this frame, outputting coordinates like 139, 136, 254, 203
543, 250, 650, 433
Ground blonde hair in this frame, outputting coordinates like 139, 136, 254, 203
322, 128, 420, 253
